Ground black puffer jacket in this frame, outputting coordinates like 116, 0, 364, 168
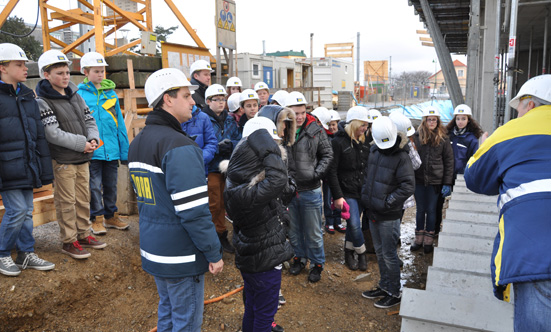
0, 82, 53, 190
413, 132, 454, 186
288, 114, 333, 191
224, 130, 294, 273
190, 77, 207, 111
327, 128, 370, 200
361, 134, 415, 221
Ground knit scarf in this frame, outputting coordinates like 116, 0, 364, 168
453, 126, 467, 136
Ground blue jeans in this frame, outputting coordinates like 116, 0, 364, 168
241, 268, 281, 332
89, 160, 119, 219
154, 274, 204, 332
288, 188, 325, 265
0, 189, 34, 257
370, 218, 401, 297
322, 182, 341, 226
414, 184, 440, 232
514, 280, 551, 332
344, 197, 365, 252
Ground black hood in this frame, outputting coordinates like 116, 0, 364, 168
258, 105, 297, 146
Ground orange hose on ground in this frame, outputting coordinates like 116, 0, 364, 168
147, 286, 245, 332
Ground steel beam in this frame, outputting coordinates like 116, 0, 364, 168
466, 0, 481, 116
504, 0, 519, 123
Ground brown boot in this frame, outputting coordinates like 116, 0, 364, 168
424, 231, 435, 254
410, 230, 424, 251
104, 212, 129, 230
91, 216, 107, 235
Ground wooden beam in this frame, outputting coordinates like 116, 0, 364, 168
104, 42, 140, 56
102, 0, 147, 31
127, 59, 135, 90
50, 36, 85, 56
0, 0, 19, 27
325, 42, 354, 48
325, 52, 353, 58
45, 5, 94, 25
416, 29, 429, 34
105, 39, 141, 57
39, 1, 51, 51
76, 0, 94, 11
419, 37, 433, 42
422, 42, 435, 47
62, 29, 95, 54
103, 22, 128, 39
49, 22, 76, 33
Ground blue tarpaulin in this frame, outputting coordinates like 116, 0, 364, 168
387, 100, 454, 124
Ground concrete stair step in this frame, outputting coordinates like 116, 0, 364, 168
400, 288, 514, 331
426, 266, 495, 301
451, 186, 474, 194
441, 220, 497, 238
432, 247, 490, 274
437, 233, 494, 254
401, 318, 482, 332
448, 200, 499, 214
450, 192, 497, 203
445, 209, 499, 224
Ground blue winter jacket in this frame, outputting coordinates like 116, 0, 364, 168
77, 78, 129, 161
181, 106, 218, 174
448, 129, 478, 176
129, 109, 222, 278
0, 82, 53, 190
202, 106, 241, 173
464, 105, 551, 302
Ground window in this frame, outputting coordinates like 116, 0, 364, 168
457, 69, 464, 77
345, 65, 348, 74
252, 62, 261, 78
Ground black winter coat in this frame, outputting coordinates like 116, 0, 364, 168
288, 114, 333, 192
190, 77, 208, 111
327, 128, 370, 200
361, 134, 415, 221
224, 130, 294, 273
413, 132, 454, 186
0, 82, 53, 190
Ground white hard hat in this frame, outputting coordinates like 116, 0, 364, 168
389, 112, 415, 137
38, 50, 72, 79
205, 84, 228, 100
227, 93, 241, 113
346, 106, 369, 123
254, 81, 269, 92
367, 109, 382, 123
271, 90, 289, 106
240, 89, 259, 105
80, 52, 108, 74
226, 76, 242, 88
144, 68, 198, 108
328, 110, 341, 121
0, 43, 29, 62
509, 74, 551, 109
453, 104, 472, 116
311, 107, 331, 130
372, 116, 398, 150
422, 106, 441, 117
285, 91, 307, 107
242, 116, 280, 140
189, 59, 214, 76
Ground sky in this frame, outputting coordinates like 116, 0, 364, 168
5, 0, 466, 80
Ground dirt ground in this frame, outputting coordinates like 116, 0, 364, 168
0, 208, 434, 332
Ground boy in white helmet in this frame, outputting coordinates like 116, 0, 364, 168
77, 52, 130, 235
36, 50, 105, 260
0, 43, 55, 276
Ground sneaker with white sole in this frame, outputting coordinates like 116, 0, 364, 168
279, 289, 286, 305
0, 256, 21, 276
78, 235, 107, 249
62, 241, 91, 259
15, 252, 55, 271
374, 294, 401, 308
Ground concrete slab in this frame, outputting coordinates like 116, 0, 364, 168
448, 200, 499, 214
426, 266, 495, 301
25, 76, 86, 91
106, 55, 162, 72
108, 71, 151, 88
401, 318, 481, 332
445, 209, 498, 224
432, 247, 490, 274
400, 288, 514, 331
441, 221, 498, 238
437, 233, 494, 254
451, 192, 497, 203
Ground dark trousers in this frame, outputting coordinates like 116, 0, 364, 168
414, 184, 440, 232
89, 160, 119, 219
241, 268, 281, 332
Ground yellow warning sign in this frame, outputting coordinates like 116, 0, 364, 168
218, 18, 223, 28
223, 20, 229, 30
230, 23, 235, 32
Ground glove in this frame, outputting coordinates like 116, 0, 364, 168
282, 177, 297, 206
441, 185, 452, 197
218, 139, 233, 157
120, 160, 128, 166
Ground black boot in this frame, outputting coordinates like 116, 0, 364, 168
358, 252, 367, 271
410, 231, 424, 252
218, 230, 235, 254
345, 249, 358, 271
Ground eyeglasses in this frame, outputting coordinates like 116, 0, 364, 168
426, 118, 438, 122
211, 98, 226, 102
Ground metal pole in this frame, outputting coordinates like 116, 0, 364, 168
543, 8, 549, 74
310, 33, 314, 104
528, 27, 533, 79
493, 0, 502, 129
504, 0, 519, 123
357, 32, 360, 83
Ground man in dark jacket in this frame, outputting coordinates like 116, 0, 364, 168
284, 92, 333, 283
361, 117, 415, 309
189, 59, 212, 111
129, 68, 223, 331
0, 43, 55, 276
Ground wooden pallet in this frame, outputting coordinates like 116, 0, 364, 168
0, 185, 56, 227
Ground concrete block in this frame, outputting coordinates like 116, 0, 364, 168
437, 233, 494, 254
108, 71, 151, 88
400, 288, 514, 331
116, 165, 138, 215
451, 192, 497, 204
25, 75, 86, 91
441, 220, 498, 238
26, 59, 83, 78
401, 318, 480, 332
445, 209, 498, 224
105, 55, 162, 72
449, 200, 499, 214
426, 266, 495, 301
432, 247, 490, 274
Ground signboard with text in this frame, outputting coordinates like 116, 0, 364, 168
216, 0, 236, 50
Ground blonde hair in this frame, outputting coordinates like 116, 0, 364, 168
345, 120, 366, 144
418, 117, 447, 146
